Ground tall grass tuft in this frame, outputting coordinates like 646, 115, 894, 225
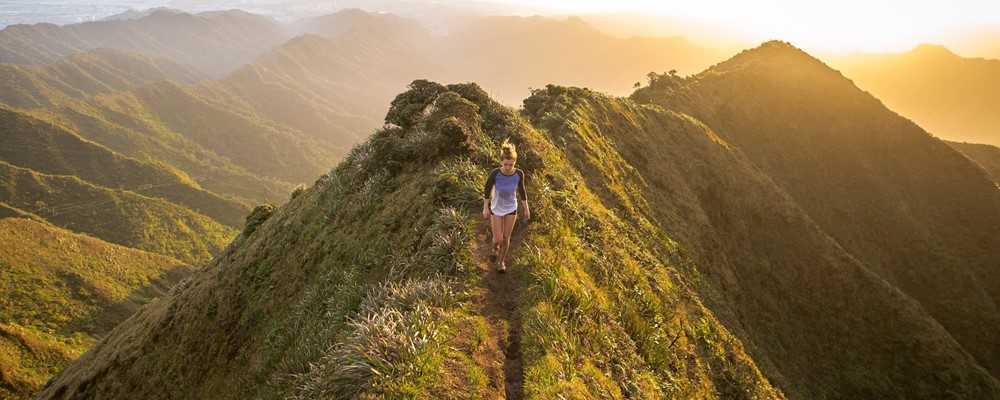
289, 279, 457, 399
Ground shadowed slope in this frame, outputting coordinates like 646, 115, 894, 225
0, 161, 236, 263
0, 106, 248, 227
0, 48, 204, 109
0, 218, 190, 400
949, 141, 1000, 184
635, 40, 1000, 389
531, 84, 1000, 398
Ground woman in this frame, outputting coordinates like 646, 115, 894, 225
482, 139, 530, 272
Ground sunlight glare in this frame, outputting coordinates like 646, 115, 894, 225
504, 0, 1000, 53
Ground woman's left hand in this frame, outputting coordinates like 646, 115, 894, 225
524, 208, 530, 221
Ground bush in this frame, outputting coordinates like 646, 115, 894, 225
243, 203, 276, 237
385, 80, 447, 129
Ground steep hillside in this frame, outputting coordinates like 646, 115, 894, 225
216, 30, 437, 146
949, 141, 1000, 183
30, 82, 318, 203
831, 44, 1000, 146
0, 106, 248, 227
0, 161, 236, 263
0, 48, 204, 109
0, 217, 190, 400
38, 82, 781, 400
635, 41, 1000, 386
0, 9, 286, 76
534, 84, 1000, 398
0, 202, 38, 220
438, 15, 725, 104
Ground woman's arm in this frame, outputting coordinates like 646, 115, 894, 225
517, 170, 529, 220
483, 169, 498, 219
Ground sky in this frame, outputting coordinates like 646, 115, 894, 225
494, 0, 1000, 53
1, 0, 998, 54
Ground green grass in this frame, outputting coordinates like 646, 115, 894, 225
0, 160, 237, 263
36, 81, 784, 400
0, 218, 191, 400
0, 105, 250, 227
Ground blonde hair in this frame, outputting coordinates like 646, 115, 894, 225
499, 138, 517, 161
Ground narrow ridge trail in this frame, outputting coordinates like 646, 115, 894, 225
473, 214, 530, 400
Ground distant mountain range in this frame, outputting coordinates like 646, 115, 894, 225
0, 9, 285, 76
832, 44, 1000, 146
0, 48, 204, 109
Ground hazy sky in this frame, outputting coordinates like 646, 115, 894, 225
2, 0, 998, 54
497, 0, 1000, 52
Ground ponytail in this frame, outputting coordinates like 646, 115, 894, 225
499, 138, 517, 161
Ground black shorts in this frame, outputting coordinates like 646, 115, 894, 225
491, 210, 517, 217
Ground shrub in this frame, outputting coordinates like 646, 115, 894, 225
243, 203, 276, 237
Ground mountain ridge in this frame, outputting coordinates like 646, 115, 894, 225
634, 40, 1000, 386
0, 105, 249, 227
38, 56, 1000, 398
0, 160, 236, 263
0, 9, 287, 76
0, 48, 204, 109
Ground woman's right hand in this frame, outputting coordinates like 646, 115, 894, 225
482, 208, 490, 220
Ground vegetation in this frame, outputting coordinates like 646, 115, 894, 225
0, 106, 249, 227
0, 218, 190, 400
3, 17, 998, 399
38, 81, 783, 399
949, 141, 1000, 184
0, 48, 204, 109
631, 41, 1000, 397
0, 160, 236, 263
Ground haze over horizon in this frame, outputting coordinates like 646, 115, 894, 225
2, 0, 999, 57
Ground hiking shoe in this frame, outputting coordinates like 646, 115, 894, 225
489, 251, 497, 264
496, 261, 506, 273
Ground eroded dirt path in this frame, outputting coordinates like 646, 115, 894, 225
472, 214, 528, 400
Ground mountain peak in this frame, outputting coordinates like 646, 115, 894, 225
713, 40, 826, 71
908, 43, 961, 60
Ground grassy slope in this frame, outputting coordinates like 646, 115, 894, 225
31, 86, 300, 204
0, 106, 249, 227
0, 160, 236, 263
0, 218, 190, 400
0, 48, 204, 109
949, 141, 1000, 184
0, 202, 40, 220
530, 85, 1000, 398
634, 41, 1000, 392
38, 82, 779, 400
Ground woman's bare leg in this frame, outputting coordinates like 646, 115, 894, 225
490, 214, 503, 261
499, 214, 517, 265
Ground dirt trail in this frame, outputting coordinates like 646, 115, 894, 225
472, 214, 529, 400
